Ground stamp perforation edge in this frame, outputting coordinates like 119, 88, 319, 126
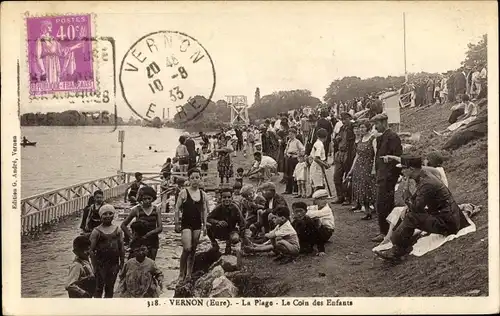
23, 11, 101, 101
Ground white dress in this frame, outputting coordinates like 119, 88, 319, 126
309, 139, 326, 187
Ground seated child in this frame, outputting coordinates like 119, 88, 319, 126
302, 189, 335, 256
249, 195, 267, 236
207, 187, 246, 254
66, 235, 95, 298
232, 181, 245, 207
291, 201, 315, 254
235, 167, 244, 187
119, 244, 164, 298
243, 206, 300, 264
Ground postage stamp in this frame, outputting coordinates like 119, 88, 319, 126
26, 14, 96, 96
119, 31, 216, 123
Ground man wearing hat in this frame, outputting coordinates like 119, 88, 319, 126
375, 155, 462, 262
332, 112, 356, 204
370, 113, 402, 242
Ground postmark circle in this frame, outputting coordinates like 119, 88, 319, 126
119, 31, 216, 124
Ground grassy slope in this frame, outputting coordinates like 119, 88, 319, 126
241, 102, 489, 297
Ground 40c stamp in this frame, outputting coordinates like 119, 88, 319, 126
26, 14, 96, 96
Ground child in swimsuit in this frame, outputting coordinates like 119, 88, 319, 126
121, 187, 163, 260
174, 168, 209, 285
89, 204, 125, 298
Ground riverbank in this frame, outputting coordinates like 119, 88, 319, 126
240, 102, 488, 297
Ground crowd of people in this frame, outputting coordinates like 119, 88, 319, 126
65, 67, 486, 298
402, 63, 488, 108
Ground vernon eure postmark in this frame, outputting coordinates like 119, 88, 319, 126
26, 14, 96, 96
119, 31, 216, 123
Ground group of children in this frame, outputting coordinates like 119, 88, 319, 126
69, 185, 165, 298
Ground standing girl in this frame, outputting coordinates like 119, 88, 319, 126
216, 145, 234, 185
174, 168, 209, 284
176, 136, 190, 173
89, 204, 125, 298
121, 187, 163, 260
346, 120, 377, 220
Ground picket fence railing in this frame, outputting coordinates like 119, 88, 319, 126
20, 171, 219, 235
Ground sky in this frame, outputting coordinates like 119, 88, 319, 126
17, 1, 494, 115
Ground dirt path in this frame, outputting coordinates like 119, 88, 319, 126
240, 105, 488, 297
21, 119, 489, 298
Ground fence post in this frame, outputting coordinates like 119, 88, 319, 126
118, 130, 125, 174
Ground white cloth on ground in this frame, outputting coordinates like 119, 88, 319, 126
372, 204, 480, 256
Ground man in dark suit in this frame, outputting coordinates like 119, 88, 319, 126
375, 156, 464, 262
315, 110, 334, 157
306, 110, 332, 156
370, 113, 402, 242
332, 112, 356, 204
454, 68, 467, 99
305, 114, 318, 155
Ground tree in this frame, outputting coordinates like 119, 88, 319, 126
249, 89, 320, 118
462, 34, 487, 69
323, 75, 406, 105
216, 99, 228, 107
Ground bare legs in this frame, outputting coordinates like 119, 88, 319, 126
178, 229, 201, 282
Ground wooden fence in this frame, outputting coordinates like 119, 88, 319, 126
20, 170, 220, 235
21, 174, 128, 235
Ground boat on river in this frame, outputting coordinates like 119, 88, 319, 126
21, 141, 37, 147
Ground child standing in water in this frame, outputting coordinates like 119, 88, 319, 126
119, 244, 164, 298
89, 204, 125, 298
174, 168, 209, 284
66, 235, 95, 298
121, 187, 163, 260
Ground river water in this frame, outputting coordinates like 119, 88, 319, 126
21, 126, 186, 197
19, 126, 221, 297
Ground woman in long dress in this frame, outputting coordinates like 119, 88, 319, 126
347, 119, 377, 220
